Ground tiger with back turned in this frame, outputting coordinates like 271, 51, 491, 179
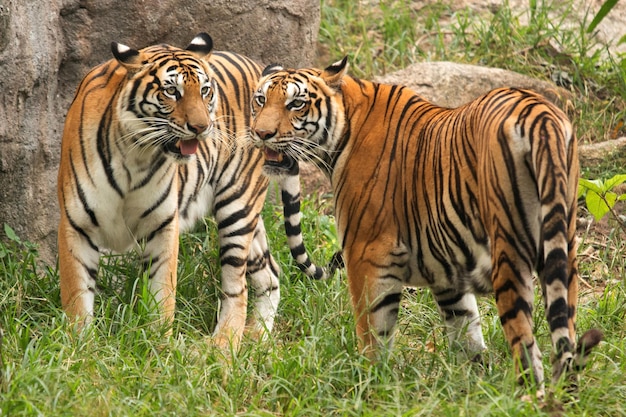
250, 58, 602, 389
57, 33, 324, 350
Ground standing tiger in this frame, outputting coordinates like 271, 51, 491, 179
57, 33, 323, 350
250, 58, 602, 388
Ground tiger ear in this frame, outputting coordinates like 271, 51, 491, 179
111, 42, 143, 72
322, 56, 349, 88
186, 33, 213, 59
262, 63, 284, 77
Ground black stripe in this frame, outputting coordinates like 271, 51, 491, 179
370, 292, 402, 314
547, 297, 569, 332
145, 215, 175, 242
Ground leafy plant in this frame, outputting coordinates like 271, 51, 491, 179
578, 174, 626, 232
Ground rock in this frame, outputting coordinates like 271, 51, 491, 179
579, 137, 626, 170
0, 2, 65, 264
58, 0, 320, 93
0, 0, 320, 264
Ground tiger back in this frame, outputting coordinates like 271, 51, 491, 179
249, 58, 602, 389
58, 33, 313, 350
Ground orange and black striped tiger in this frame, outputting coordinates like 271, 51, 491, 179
57, 33, 323, 350
250, 58, 602, 387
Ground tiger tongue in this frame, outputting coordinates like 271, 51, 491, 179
264, 148, 283, 163
179, 139, 199, 155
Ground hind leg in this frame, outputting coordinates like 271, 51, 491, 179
538, 239, 576, 383
432, 287, 486, 361
540, 189, 602, 383
492, 247, 544, 386
245, 217, 281, 340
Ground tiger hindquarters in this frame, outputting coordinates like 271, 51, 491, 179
488, 112, 603, 389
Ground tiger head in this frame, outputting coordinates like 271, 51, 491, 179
250, 57, 349, 176
112, 33, 218, 161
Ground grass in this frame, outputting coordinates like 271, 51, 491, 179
2, 0, 626, 415
1, 197, 625, 416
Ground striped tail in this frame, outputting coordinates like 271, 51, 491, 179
277, 158, 328, 280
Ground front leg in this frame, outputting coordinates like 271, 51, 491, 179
58, 215, 100, 329
212, 205, 259, 351
345, 240, 408, 358
143, 216, 180, 333
432, 287, 486, 361
245, 216, 281, 341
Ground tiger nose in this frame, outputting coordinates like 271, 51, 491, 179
255, 129, 276, 141
188, 122, 208, 134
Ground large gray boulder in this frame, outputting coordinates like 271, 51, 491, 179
0, 0, 320, 264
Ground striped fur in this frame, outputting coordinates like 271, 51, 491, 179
266, 155, 327, 280
249, 58, 602, 387
57, 34, 320, 349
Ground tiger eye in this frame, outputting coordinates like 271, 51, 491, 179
164, 86, 178, 97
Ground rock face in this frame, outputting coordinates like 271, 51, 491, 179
0, 2, 65, 264
0, 0, 320, 264
59, 0, 320, 93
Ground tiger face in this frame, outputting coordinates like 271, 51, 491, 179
250, 61, 346, 177
112, 34, 218, 162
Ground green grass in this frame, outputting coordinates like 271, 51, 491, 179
1, 195, 625, 416
3, 0, 626, 415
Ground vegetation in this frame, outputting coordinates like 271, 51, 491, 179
2, 1, 625, 416
318, 0, 626, 144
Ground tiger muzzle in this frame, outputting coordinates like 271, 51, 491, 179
255, 128, 277, 141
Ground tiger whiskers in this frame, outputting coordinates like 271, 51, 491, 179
237, 128, 263, 153
211, 115, 241, 151
284, 138, 336, 174
116, 117, 191, 156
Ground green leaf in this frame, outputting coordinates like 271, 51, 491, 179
585, 191, 612, 221
578, 178, 604, 194
4, 223, 20, 243
604, 174, 626, 191
587, 0, 619, 34
606, 191, 619, 208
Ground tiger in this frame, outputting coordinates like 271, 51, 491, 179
249, 58, 603, 388
57, 33, 324, 351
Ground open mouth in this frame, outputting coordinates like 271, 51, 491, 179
262, 148, 297, 174
163, 139, 199, 157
